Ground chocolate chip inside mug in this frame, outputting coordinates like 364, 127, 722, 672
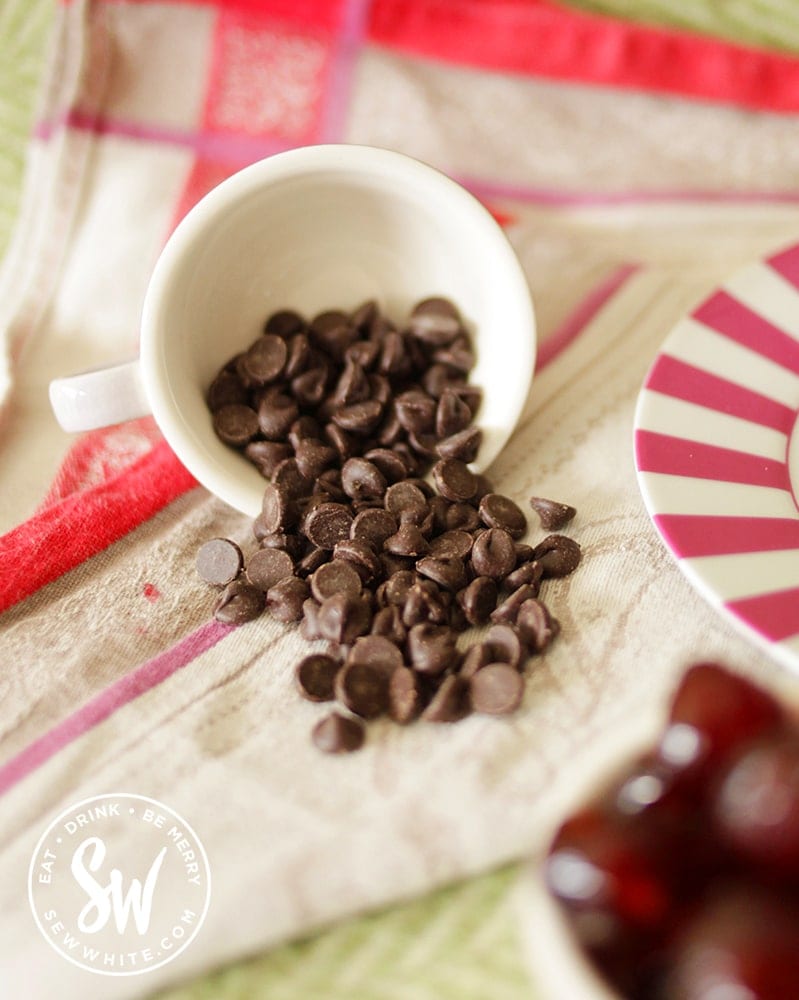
196, 298, 581, 752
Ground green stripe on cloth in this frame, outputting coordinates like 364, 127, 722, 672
155, 867, 529, 1000
0, 0, 53, 260
566, 0, 799, 54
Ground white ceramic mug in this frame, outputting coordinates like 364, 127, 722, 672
49, 144, 536, 517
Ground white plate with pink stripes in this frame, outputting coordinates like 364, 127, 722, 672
634, 242, 799, 672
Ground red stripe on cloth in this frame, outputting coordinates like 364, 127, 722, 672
0, 442, 196, 614
654, 514, 799, 558
635, 430, 790, 490
727, 586, 799, 643
0, 621, 232, 797
536, 264, 638, 371
368, 0, 799, 113
693, 290, 799, 378
644, 355, 796, 433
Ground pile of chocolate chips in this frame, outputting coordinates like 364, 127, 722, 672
196, 298, 581, 753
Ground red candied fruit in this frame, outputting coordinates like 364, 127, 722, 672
713, 728, 799, 877
548, 806, 675, 933
665, 885, 799, 1000
656, 662, 783, 782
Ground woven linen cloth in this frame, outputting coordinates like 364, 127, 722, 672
3, 2, 799, 998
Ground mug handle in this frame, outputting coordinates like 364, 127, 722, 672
49, 359, 151, 432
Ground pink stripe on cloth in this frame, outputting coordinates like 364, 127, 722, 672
35, 110, 290, 165
693, 290, 799, 377
0, 621, 232, 797
458, 174, 799, 208
536, 264, 638, 372
644, 354, 796, 433
654, 514, 799, 558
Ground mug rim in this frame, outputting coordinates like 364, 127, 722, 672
140, 143, 536, 515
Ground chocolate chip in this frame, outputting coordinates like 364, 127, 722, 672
331, 359, 371, 406
312, 712, 365, 754
310, 559, 362, 602
303, 502, 353, 549
196, 538, 243, 586
388, 667, 422, 724
340, 457, 387, 501
334, 661, 389, 719
245, 547, 294, 591
332, 538, 381, 584
295, 438, 337, 481
207, 370, 247, 411
363, 447, 408, 483
516, 599, 560, 652
445, 502, 481, 532
347, 635, 403, 676
458, 576, 498, 626
213, 404, 260, 447
421, 675, 469, 723
533, 534, 582, 577
297, 545, 328, 578
260, 482, 295, 534
384, 524, 429, 558
300, 598, 322, 641
317, 593, 371, 644
460, 643, 492, 680
435, 426, 482, 463
213, 579, 265, 624
257, 391, 299, 440
432, 459, 477, 503
408, 297, 462, 346
395, 390, 437, 435
529, 496, 577, 531
265, 309, 305, 337
258, 531, 303, 558
471, 528, 516, 580
245, 440, 293, 478
384, 481, 428, 518
265, 576, 309, 622
350, 507, 397, 548
479, 493, 527, 539
485, 623, 525, 669
243, 334, 288, 384
434, 334, 474, 373
469, 664, 524, 715
292, 367, 327, 407
416, 555, 467, 592
429, 529, 473, 560
436, 388, 472, 438
332, 399, 383, 434
504, 560, 543, 593
407, 623, 458, 675
295, 653, 340, 702
371, 605, 407, 646
490, 584, 539, 625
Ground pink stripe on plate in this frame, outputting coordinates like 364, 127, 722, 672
635, 430, 790, 490
644, 354, 796, 433
654, 514, 799, 558
693, 290, 799, 378
727, 586, 799, 643
536, 264, 639, 371
0, 620, 232, 797
768, 243, 799, 289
